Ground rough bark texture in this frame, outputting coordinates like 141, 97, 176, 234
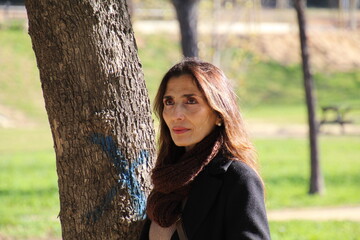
25, 0, 155, 239
294, 0, 324, 195
171, 0, 200, 58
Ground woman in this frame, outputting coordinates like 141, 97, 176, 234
140, 58, 271, 240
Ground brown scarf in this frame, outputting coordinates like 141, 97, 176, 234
146, 129, 222, 227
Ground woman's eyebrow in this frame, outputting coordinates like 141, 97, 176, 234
163, 93, 201, 99
183, 94, 197, 97
184, 93, 206, 100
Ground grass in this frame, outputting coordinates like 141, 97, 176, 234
0, 26, 46, 121
0, 128, 60, 238
1, 23, 360, 123
270, 221, 360, 240
243, 104, 308, 124
136, 33, 181, 101
215, 48, 360, 109
1, 21, 360, 239
256, 136, 360, 209
1, 128, 359, 239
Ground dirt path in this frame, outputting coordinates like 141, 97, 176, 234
268, 205, 360, 221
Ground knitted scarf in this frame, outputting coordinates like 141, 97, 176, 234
146, 129, 222, 227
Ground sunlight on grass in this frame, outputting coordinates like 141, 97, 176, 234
270, 221, 360, 240
1, 128, 360, 238
0, 153, 60, 237
256, 137, 360, 209
0, 28, 45, 120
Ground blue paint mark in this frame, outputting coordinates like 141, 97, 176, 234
86, 133, 148, 223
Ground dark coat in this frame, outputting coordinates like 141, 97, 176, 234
139, 153, 271, 240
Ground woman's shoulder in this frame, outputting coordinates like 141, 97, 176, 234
223, 158, 262, 187
206, 153, 262, 186
227, 159, 257, 176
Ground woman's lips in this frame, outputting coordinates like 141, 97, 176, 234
172, 127, 190, 134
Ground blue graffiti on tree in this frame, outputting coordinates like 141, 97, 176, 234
86, 133, 149, 223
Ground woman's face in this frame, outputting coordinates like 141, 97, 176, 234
162, 74, 219, 151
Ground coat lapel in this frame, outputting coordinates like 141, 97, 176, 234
181, 154, 232, 239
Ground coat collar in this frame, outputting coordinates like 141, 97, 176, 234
206, 153, 233, 175
180, 153, 231, 239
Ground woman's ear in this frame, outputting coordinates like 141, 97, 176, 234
216, 115, 222, 126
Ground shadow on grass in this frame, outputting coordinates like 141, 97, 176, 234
0, 186, 58, 197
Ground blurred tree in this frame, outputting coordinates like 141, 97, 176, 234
25, 0, 155, 239
276, 0, 290, 8
212, 0, 222, 65
349, 0, 358, 29
171, 0, 200, 57
294, 0, 325, 195
0, 0, 24, 5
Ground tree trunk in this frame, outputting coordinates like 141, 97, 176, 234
349, 0, 358, 30
25, 0, 155, 239
171, 0, 200, 58
277, 0, 290, 8
212, 0, 222, 66
294, 0, 324, 195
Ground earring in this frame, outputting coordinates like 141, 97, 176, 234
217, 122, 222, 127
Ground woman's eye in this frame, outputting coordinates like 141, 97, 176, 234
164, 99, 174, 105
187, 97, 198, 104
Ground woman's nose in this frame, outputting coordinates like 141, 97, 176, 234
172, 103, 185, 120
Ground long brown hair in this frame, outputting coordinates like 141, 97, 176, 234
154, 58, 258, 174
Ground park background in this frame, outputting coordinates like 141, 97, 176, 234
0, 0, 360, 239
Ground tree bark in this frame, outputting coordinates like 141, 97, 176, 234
171, 0, 200, 58
294, 0, 324, 195
25, 0, 155, 239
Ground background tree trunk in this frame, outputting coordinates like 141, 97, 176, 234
212, 0, 222, 65
294, 0, 325, 195
25, 0, 155, 239
171, 0, 200, 58
277, 0, 290, 8
349, 0, 358, 30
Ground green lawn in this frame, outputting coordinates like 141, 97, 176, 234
270, 221, 360, 240
0, 25, 45, 121
1, 24, 360, 123
1, 128, 359, 238
0, 128, 59, 238
256, 136, 360, 209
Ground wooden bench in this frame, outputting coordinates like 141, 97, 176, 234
319, 105, 353, 133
